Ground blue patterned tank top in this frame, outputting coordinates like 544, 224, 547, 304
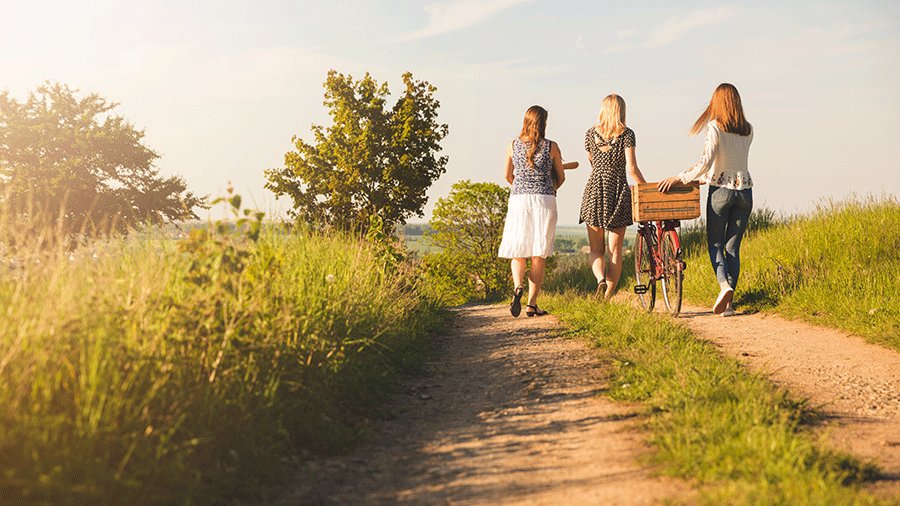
511, 138, 555, 196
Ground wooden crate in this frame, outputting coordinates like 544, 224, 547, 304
631, 181, 701, 222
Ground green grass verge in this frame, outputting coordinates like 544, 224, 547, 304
678, 195, 900, 351
0, 221, 446, 505
542, 293, 894, 506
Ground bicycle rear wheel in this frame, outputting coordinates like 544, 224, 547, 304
659, 229, 683, 316
633, 229, 656, 312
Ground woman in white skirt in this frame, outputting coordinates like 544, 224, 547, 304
497, 105, 567, 317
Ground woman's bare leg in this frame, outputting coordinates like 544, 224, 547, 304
526, 256, 545, 308
586, 225, 606, 285
511, 258, 527, 290
604, 227, 626, 297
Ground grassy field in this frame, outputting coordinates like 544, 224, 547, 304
0, 211, 446, 505
677, 195, 900, 352
1, 194, 896, 504
540, 194, 900, 505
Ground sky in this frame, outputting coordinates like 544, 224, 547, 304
1, 0, 898, 225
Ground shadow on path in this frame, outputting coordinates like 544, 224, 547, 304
282, 303, 692, 506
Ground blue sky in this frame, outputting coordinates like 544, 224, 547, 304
2, 1, 898, 224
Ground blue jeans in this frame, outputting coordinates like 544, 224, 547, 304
706, 186, 753, 289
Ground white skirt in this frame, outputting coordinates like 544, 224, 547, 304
498, 194, 557, 259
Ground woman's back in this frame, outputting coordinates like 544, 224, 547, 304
704, 121, 753, 189
511, 138, 555, 196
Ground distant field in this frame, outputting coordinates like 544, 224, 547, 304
555, 225, 590, 237
404, 234, 440, 254
557, 224, 640, 239
404, 225, 642, 256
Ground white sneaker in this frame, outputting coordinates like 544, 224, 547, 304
713, 287, 734, 314
722, 302, 735, 317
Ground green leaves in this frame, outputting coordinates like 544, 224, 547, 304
0, 81, 206, 243
265, 70, 448, 234
426, 180, 510, 302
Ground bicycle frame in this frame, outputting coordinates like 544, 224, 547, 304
643, 220, 683, 278
633, 219, 685, 316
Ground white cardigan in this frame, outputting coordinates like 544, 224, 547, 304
678, 121, 753, 190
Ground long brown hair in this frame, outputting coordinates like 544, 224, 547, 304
690, 83, 751, 136
519, 105, 548, 168
594, 94, 627, 140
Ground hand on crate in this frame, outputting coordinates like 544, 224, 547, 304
657, 176, 681, 193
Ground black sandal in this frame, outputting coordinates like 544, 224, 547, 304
510, 286, 524, 317
596, 279, 608, 297
525, 304, 548, 317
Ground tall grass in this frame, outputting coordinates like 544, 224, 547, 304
679, 195, 900, 350
0, 206, 445, 504
542, 247, 637, 295
545, 295, 892, 506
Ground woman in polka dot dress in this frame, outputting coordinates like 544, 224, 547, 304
579, 94, 647, 298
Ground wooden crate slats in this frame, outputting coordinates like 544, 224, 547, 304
631, 181, 701, 221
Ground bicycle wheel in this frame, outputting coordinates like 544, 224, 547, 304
659, 229, 683, 316
633, 229, 655, 312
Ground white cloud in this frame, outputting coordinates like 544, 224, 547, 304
593, 8, 737, 55
399, 0, 535, 41
644, 7, 738, 48
599, 43, 637, 55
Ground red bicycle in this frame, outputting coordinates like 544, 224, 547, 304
633, 219, 686, 316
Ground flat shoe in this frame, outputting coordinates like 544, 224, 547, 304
525, 304, 548, 317
596, 279, 607, 297
510, 286, 524, 317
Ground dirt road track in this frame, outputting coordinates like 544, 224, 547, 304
281, 299, 900, 504
283, 303, 692, 505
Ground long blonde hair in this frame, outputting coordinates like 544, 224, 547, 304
519, 105, 548, 168
690, 83, 751, 136
594, 94, 627, 140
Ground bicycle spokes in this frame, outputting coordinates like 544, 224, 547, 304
633, 227, 656, 312
659, 229, 683, 316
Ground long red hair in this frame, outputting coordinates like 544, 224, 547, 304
690, 83, 751, 136
519, 105, 548, 168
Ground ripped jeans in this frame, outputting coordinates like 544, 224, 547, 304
706, 186, 753, 289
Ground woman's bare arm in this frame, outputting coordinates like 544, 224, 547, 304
625, 146, 647, 184
550, 141, 566, 190
504, 142, 515, 185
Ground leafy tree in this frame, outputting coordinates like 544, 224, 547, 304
426, 180, 510, 302
0, 81, 205, 241
265, 70, 448, 234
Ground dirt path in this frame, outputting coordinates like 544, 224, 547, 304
669, 301, 900, 499
281, 298, 900, 504
282, 303, 693, 505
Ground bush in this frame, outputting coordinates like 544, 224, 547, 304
425, 180, 510, 304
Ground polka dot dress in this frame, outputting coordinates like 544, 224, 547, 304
579, 127, 636, 229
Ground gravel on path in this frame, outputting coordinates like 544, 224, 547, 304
282, 303, 692, 505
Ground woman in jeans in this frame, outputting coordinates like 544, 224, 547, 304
658, 83, 753, 317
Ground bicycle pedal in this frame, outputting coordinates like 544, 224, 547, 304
634, 285, 648, 294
